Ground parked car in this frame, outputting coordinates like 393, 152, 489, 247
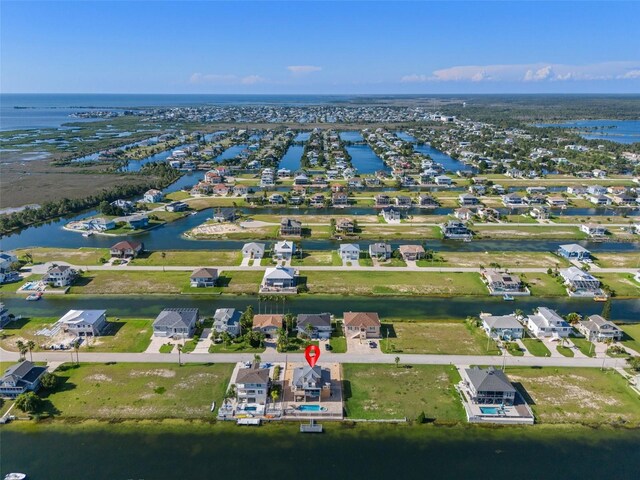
369, 341, 377, 349
325, 343, 332, 351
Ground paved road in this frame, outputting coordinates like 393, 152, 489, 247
2, 347, 623, 369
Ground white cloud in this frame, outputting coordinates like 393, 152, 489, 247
402, 61, 640, 83
189, 73, 266, 85
287, 65, 322, 75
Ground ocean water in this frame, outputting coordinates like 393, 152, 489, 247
536, 119, 640, 144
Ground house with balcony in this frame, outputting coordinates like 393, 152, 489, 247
0, 361, 48, 398
557, 244, 591, 261
559, 266, 602, 296
143, 189, 164, 203
580, 223, 607, 237
235, 363, 270, 405
461, 366, 517, 405
152, 308, 200, 339
576, 314, 623, 342
280, 218, 302, 236
481, 314, 524, 340
273, 240, 296, 260
441, 220, 472, 240
526, 307, 571, 338
260, 266, 297, 294
296, 313, 332, 339
338, 243, 360, 263
190, 268, 218, 287
58, 309, 108, 336
252, 314, 283, 338
291, 365, 332, 403
481, 270, 529, 296
44, 265, 75, 287
343, 311, 381, 339
213, 308, 242, 337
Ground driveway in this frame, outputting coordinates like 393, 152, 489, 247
346, 335, 379, 354
193, 328, 213, 353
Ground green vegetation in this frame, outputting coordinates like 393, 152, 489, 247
159, 344, 174, 353
329, 323, 347, 353
291, 251, 337, 267
15, 247, 110, 266
571, 336, 596, 357
131, 250, 241, 266
521, 337, 552, 357
595, 274, 640, 298
504, 341, 525, 356
594, 253, 640, 269
418, 251, 570, 269
475, 225, 586, 240
620, 324, 640, 354
556, 345, 575, 357
343, 364, 464, 422
524, 273, 568, 297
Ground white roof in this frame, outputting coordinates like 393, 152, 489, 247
559, 244, 589, 253
483, 314, 522, 330
59, 310, 106, 326
263, 266, 295, 281
275, 240, 295, 252
339, 243, 360, 252
560, 266, 598, 282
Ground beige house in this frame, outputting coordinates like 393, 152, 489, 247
343, 312, 381, 339
252, 314, 283, 338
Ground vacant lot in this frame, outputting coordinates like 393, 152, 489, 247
359, 225, 440, 239
40, 363, 232, 419
595, 274, 640, 298
595, 253, 640, 269
475, 225, 585, 240
508, 367, 640, 426
15, 247, 110, 266
131, 250, 241, 267
523, 273, 567, 296
343, 364, 464, 422
380, 321, 499, 355
424, 252, 570, 269
302, 271, 486, 296
291, 251, 341, 267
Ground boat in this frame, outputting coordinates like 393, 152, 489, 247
210, 401, 216, 412
236, 418, 261, 426
5, 474, 27, 480
26, 292, 42, 301
594, 295, 609, 302
503, 294, 514, 301
82, 231, 94, 237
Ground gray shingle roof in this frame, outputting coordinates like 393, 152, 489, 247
297, 313, 331, 329
465, 367, 516, 393
153, 308, 199, 329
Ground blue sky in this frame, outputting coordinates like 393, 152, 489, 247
1, 0, 639, 93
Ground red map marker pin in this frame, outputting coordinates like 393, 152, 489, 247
304, 344, 321, 367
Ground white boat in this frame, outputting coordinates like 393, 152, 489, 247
5, 474, 27, 480
210, 401, 216, 412
82, 231, 94, 237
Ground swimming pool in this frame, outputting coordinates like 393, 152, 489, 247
243, 406, 258, 412
298, 405, 326, 412
479, 407, 501, 415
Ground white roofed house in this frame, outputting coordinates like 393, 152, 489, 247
190, 268, 218, 288
559, 266, 603, 297
242, 242, 265, 260
338, 243, 360, 263
213, 308, 242, 338
273, 240, 296, 260
481, 270, 529, 296
44, 265, 76, 287
0, 251, 18, 273
576, 315, 623, 342
143, 189, 164, 203
260, 266, 297, 294
580, 223, 607, 238
526, 307, 571, 339
291, 365, 332, 402
557, 244, 591, 261
152, 308, 200, 339
58, 309, 108, 336
481, 314, 525, 340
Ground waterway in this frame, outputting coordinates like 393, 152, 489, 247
2, 423, 640, 479
396, 131, 475, 173
346, 144, 389, 173
536, 119, 640, 144
279, 144, 304, 170
2, 293, 639, 322
215, 143, 248, 162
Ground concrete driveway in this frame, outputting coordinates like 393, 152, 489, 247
346, 335, 379, 354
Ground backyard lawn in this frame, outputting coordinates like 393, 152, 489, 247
380, 321, 500, 355
38, 362, 233, 419
342, 364, 465, 422
14, 247, 110, 266
131, 250, 241, 266
620, 324, 640, 354
521, 337, 552, 357
594, 253, 640, 269
595, 274, 640, 298
421, 251, 570, 269
508, 367, 640, 426
523, 273, 567, 297
302, 271, 486, 296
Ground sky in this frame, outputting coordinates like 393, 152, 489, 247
1, 0, 639, 94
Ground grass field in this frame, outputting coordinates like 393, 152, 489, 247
208, 341, 264, 353
521, 337, 552, 357
380, 321, 500, 355
131, 250, 241, 266
508, 367, 640, 426
571, 336, 596, 357
14, 247, 110, 266
620, 324, 640, 354
475, 225, 586, 240
523, 273, 568, 297
358, 225, 441, 239
595, 274, 640, 298
594, 253, 640, 269
291, 251, 341, 267
329, 323, 347, 353
419, 251, 570, 269
38, 363, 233, 419
342, 364, 465, 422
302, 271, 486, 296
556, 345, 575, 357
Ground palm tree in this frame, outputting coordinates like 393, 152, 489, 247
74, 341, 80, 364
394, 356, 400, 368
253, 354, 262, 364
16, 340, 27, 361
305, 323, 314, 339
270, 389, 279, 404
26, 340, 36, 362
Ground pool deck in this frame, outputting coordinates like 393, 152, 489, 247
281, 362, 344, 419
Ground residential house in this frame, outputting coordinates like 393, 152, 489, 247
110, 240, 144, 258
557, 244, 591, 261
478, 207, 500, 221
58, 309, 108, 336
212, 184, 230, 196
502, 193, 525, 207
418, 194, 438, 208
459, 194, 480, 206
398, 245, 425, 261
123, 214, 149, 230
369, 242, 392, 260
0, 303, 11, 328
233, 185, 250, 196
454, 207, 473, 221
165, 201, 188, 212
577, 314, 623, 342
44, 265, 75, 287
335, 218, 355, 234
291, 365, 332, 402
252, 314, 283, 338
297, 313, 332, 339
280, 218, 302, 236
332, 192, 349, 207
580, 224, 607, 237
273, 240, 296, 260
211, 208, 236, 223
0, 361, 48, 398
309, 194, 325, 207
374, 194, 391, 207
559, 266, 602, 296
338, 244, 360, 263
441, 220, 472, 239
382, 206, 402, 223
269, 193, 285, 204
260, 266, 297, 293
0, 252, 18, 273
461, 367, 517, 405
235, 363, 270, 405
343, 312, 381, 339
546, 196, 568, 208
143, 189, 164, 203
152, 308, 200, 338
110, 199, 135, 213
434, 175, 452, 186
395, 195, 412, 208
526, 307, 571, 338
213, 308, 242, 338
482, 270, 528, 295
481, 314, 525, 340
82, 218, 115, 231
589, 194, 611, 206
190, 268, 218, 287
530, 206, 550, 220
242, 242, 266, 260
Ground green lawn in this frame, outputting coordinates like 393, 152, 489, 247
556, 345, 575, 357
620, 324, 640, 354
329, 323, 347, 353
508, 367, 640, 426
131, 250, 241, 266
159, 343, 174, 353
37, 362, 233, 419
504, 341, 525, 356
594, 253, 640, 269
475, 225, 586, 240
343, 364, 465, 422
571, 336, 596, 357
419, 251, 570, 269
379, 257, 407, 267
380, 321, 500, 355
595, 274, 640, 298
291, 251, 336, 266
523, 273, 568, 297
14, 247, 110, 266
521, 337, 552, 357
302, 271, 486, 296
208, 339, 264, 353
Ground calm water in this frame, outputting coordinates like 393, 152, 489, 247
536, 119, 640, 144
346, 144, 389, 173
2, 423, 640, 480
279, 144, 304, 170
2, 294, 639, 322
397, 131, 474, 173
339, 131, 364, 142
215, 144, 248, 162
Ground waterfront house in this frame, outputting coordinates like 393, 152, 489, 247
190, 268, 218, 288
204, 171, 223, 184
481, 314, 524, 340
123, 214, 149, 230
482, 270, 529, 295
260, 266, 297, 293
459, 194, 480, 206
58, 309, 108, 336
0, 361, 47, 398
338, 244, 360, 263
559, 266, 602, 296
502, 193, 525, 207
461, 366, 517, 405
152, 308, 200, 339
343, 312, 381, 339
332, 192, 349, 207
454, 207, 473, 222
369, 242, 392, 260
335, 218, 355, 234
557, 244, 591, 261
587, 185, 607, 196
395, 195, 412, 208
213, 308, 242, 337
576, 315, 623, 342
111, 199, 135, 213
82, 218, 116, 231
382, 206, 402, 223
398, 244, 425, 261
530, 206, 550, 220
478, 207, 500, 221
374, 194, 391, 207
418, 194, 439, 208
44, 265, 75, 287
235, 363, 270, 405
434, 175, 452, 186
165, 201, 188, 213
0, 303, 11, 328
211, 208, 236, 223
546, 196, 568, 208
280, 218, 302, 236
589, 194, 611, 206
242, 242, 265, 260
273, 240, 296, 260
441, 220, 472, 240
269, 193, 285, 204
0, 252, 18, 273
252, 314, 283, 339
526, 307, 571, 339
233, 185, 250, 197
110, 240, 144, 258
309, 194, 326, 207
291, 365, 332, 402
580, 223, 607, 237
297, 313, 332, 339
143, 189, 164, 203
